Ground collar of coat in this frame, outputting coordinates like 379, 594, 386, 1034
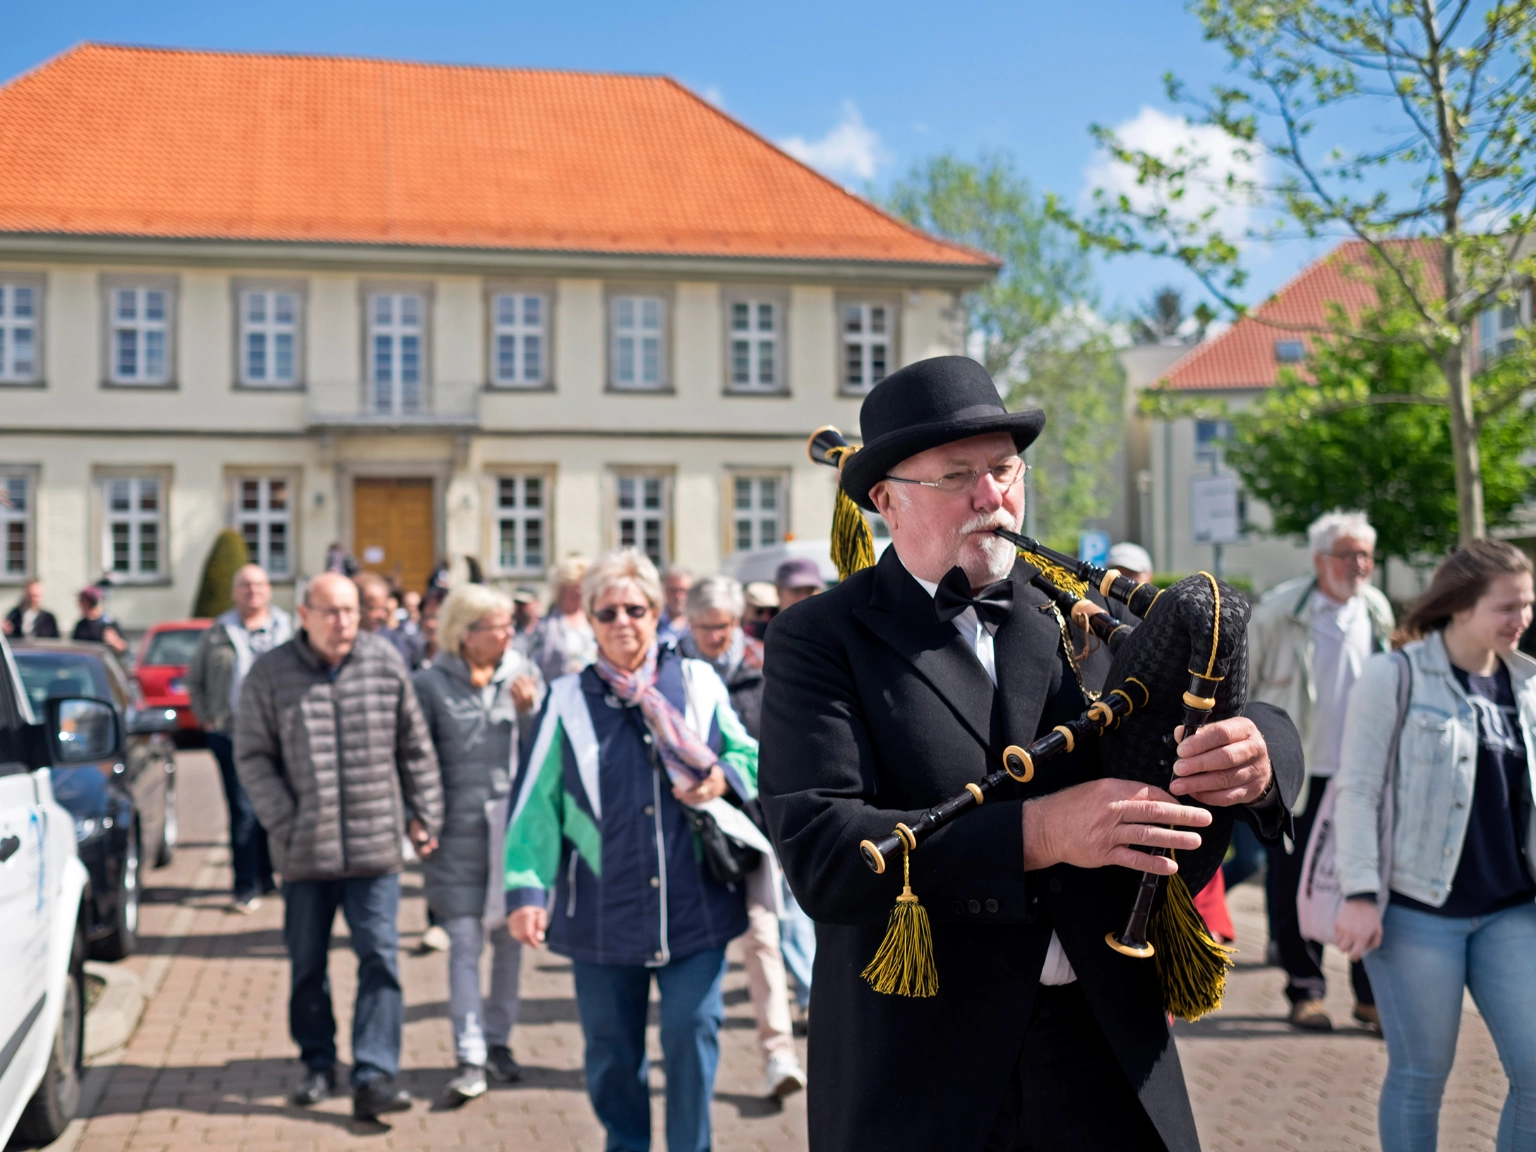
852, 545, 1064, 753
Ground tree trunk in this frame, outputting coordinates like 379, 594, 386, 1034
1442, 336, 1485, 543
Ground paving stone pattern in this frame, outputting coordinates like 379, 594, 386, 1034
63, 753, 1502, 1152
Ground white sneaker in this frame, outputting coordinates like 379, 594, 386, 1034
419, 924, 450, 953
764, 1051, 806, 1099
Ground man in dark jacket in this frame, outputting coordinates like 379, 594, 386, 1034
4, 580, 60, 639
758, 357, 1304, 1152
236, 572, 443, 1121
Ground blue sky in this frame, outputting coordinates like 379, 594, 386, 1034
3, 0, 1336, 319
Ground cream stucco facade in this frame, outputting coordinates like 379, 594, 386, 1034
0, 239, 978, 628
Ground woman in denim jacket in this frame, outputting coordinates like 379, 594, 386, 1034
1334, 541, 1536, 1152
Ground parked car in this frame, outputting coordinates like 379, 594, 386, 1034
0, 631, 100, 1148
11, 640, 178, 961
133, 620, 211, 739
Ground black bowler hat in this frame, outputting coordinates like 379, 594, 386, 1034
840, 356, 1045, 510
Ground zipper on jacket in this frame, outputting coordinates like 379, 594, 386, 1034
333, 691, 349, 875
650, 758, 670, 967
565, 851, 578, 917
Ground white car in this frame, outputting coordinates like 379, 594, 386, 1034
0, 633, 115, 1147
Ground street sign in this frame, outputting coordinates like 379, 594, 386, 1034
1078, 530, 1111, 567
1190, 474, 1241, 544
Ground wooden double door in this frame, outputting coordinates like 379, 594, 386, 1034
353, 477, 435, 593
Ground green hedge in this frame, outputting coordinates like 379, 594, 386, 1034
192, 529, 250, 618
1151, 571, 1256, 596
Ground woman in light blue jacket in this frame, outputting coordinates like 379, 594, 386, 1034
1334, 541, 1536, 1152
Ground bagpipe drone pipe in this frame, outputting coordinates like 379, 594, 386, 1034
808, 425, 1251, 1017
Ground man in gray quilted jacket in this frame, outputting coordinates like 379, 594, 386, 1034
236, 572, 443, 1121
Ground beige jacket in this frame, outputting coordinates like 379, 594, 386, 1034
1247, 574, 1395, 807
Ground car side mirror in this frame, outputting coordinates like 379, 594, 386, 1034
46, 697, 121, 765
125, 706, 179, 735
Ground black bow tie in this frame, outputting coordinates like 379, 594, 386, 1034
933, 566, 1014, 631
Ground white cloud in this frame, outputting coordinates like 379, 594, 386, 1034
779, 101, 891, 183
1083, 106, 1265, 239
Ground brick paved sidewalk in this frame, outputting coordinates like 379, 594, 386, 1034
54, 752, 1503, 1152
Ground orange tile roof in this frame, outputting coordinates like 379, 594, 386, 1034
0, 43, 995, 267
1160, 239, 1438, 390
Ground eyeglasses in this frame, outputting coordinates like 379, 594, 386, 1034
593, 604, 650, 624
1325, 549, 1374, 566
884, 458, 1027, 495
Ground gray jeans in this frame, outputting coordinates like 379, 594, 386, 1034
445, 916, 523, 1066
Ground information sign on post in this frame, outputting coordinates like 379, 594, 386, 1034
1190, 475, 1241, 545
1078, 530, 1111, 568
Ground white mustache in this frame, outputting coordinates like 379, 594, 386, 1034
959, 510, 1019, 537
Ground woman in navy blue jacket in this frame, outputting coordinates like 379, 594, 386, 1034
505, 549, 761, 1152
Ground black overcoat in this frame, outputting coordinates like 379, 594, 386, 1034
758, 546, 1303, 1152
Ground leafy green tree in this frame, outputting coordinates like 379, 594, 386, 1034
887, 154, 1126, 550
1059, 0, 1536, 542
192, 529, 250, 618
1152, 301, 1536, 562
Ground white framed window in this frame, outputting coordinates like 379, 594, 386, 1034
234, 477, 292, 577
613, 470, 671, 567
369, 292, 426, 415
610, 295, 666, 390
494, 474, 547, 574
491, 292, 548, 387
0, 474, 33, 579
726, 299, 782, 392
102, 476, 164, 579
841, 300, 894, 393
0, 284, 40, 383
110, 287, 171, 385
1480, 287, 1530, 365
240, 290, 300, 386
730, 472, 787, 552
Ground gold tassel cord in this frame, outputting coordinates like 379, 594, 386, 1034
860, 843, 939, 998
1148, 868, 1235, 1022
831, 484, 877, 581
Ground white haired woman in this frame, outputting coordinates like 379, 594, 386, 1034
412, 584, 545, 1106
529, 554, 597, 685
504, 550, 761, 1152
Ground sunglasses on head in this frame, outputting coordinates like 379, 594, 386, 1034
593, 604, 649, 624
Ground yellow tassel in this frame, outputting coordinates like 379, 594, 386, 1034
831, 483, 877, 581
1019, 550, 1090, 599
860, 844, 938, 998
1149, 870, 1235, 1022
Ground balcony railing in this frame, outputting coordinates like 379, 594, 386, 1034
307, 379, 480, 429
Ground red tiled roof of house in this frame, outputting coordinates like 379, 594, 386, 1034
0, 43, 996, 267
1160, 239, 1439, 390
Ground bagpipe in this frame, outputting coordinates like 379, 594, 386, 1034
809, 425, 1249, 1019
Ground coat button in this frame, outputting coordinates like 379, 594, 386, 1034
644, 805, 655, 815
654, 950, 663, 960
968, 899, 981, 914
1048, 878, 1062, 894
650, 877, 659, 888
952, 901, 964, 915
643, 733, 653, 744
985, 899, 999, 913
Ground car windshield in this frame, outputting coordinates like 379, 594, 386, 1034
144, 628, 206, 667
14, 652, 113, 715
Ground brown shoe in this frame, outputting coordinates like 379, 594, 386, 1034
1289, 999, 1333, 1031
1353, 1003, 1382, 1032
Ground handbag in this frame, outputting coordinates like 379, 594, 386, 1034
686, 803, 762, 887
1297, 649, 1411, 946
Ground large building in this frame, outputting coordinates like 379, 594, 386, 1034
0, 44, 996, 623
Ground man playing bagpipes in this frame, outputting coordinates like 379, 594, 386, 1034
757, 356, 1304, 1152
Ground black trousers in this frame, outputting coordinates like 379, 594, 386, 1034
1266, 775, 1374, 1006
984, 983, 1168, 1151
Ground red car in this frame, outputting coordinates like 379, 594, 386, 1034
133, 620, 211, 734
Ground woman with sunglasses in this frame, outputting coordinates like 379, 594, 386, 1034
503, 549, 759, 1152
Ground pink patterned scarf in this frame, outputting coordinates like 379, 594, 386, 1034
594, 644, 718, 787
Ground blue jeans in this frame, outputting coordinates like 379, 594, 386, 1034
778, 884, 815, 1011
283, 874, 403, 1088
1364, 901, 1536, 1152
572, 947, 727, 1152
207, 731, 273, 901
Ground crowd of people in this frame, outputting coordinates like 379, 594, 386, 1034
3, 578, 131, 653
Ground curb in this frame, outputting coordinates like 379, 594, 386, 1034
83, 961, 144, 1059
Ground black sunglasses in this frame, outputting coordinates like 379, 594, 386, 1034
593, 604, 650, 624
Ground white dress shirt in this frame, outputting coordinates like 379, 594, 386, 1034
914, 574, 1077, 986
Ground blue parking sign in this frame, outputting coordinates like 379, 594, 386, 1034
1078, 530, 1111, 568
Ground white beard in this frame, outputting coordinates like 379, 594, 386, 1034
955, 507, 1021, 587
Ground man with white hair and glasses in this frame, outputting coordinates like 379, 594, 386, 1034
1249, 509, 1395, 1032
